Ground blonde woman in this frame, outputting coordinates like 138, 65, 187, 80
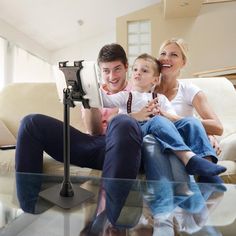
143, 38, 224, 185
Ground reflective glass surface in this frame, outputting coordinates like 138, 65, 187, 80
0, 172, 236, 236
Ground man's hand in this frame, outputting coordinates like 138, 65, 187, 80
82, 107, 103, 135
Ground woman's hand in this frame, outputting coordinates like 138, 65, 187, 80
159, 109, 182, 122
208, 135, 222, 156
130, 98, 160, 122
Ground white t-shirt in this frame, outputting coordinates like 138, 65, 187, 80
101, 90, 176, 115
170, 81, 201, 117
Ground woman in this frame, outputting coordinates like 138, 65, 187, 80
142, 38, 224, 185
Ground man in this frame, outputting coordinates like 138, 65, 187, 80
15, 43, 143, 228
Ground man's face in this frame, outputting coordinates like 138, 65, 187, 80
99, 60, 128, 94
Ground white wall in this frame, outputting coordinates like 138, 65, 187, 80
50, 30, 116, 65
1, 1, 235, 79
117, 1, 236, 78
0, 19, 50, 62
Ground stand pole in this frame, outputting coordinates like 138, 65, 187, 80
39, 88, 94, 209
60, 88, 74, 197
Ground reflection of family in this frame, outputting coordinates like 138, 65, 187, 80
15, 38, 226, 231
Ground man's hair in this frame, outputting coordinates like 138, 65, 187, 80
135, 53, 161, 76
97, 43, 128, 66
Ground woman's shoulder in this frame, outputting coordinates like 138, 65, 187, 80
178, 79, 202, 103
178, 80, 201, 93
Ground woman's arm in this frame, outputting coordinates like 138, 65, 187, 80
160, 109, 182, 122
192, 91, 223, 136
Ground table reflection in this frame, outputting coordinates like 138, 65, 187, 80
15, 172, 228, 235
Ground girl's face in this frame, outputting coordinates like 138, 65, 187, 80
131, 58, 159, 91
158, 43, 186, 78
99, 60, 128, 94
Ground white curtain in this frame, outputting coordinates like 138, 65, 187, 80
12, 47, 53, 83
0, 38, 7, 90
0, 37, 53, 91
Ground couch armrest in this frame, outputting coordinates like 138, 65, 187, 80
219, 160, 236, 184
219, 133, 236, 161
0, 119, 16, 147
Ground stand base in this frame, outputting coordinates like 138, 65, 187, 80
39, 184, 94, 209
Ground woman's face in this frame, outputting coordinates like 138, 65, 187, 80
99, 60, 128, 94
158, 43, 186, 78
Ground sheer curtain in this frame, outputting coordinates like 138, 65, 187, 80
0, 38, 7, 90
12, 47, 53, 83
0, 36, 53, 91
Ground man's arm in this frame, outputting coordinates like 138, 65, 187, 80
82, 108, 104, 135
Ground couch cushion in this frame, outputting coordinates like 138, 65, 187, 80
0, 149, 92, 177
219, 160, 236, 184
0, 83, 86, 137
219, 134, 236, 161
0, 120, 16, 147
182, 77, 236, 139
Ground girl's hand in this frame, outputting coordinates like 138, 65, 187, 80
130, 98, 159, 121
208, 135, 222, 156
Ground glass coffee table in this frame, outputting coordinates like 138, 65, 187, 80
1, 172, 236, 236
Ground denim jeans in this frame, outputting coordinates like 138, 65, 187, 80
174, 117, 217, 163
142, 135, 206, 215
142, 134, 189, 182
141, 116, 191, 154
15, 113, 142, 224
15, 113, 142, 177
141, 116, 217, 163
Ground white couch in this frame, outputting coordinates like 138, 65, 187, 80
0, 77, 236, 182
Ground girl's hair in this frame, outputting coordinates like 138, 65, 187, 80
134, 53, 161, 76
97, 43, 128, 66
159, 38, 188, 64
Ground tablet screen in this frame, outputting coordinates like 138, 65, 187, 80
54, 61, 103, 108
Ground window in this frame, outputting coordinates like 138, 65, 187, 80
127, 20, 151, 77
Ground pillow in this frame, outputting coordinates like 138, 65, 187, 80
0, 120, 16, 147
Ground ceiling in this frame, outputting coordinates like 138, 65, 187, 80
0, 0, 161, 52
164, 0, 203, 18
0, 0, 208, 53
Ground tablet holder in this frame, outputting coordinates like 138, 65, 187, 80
39, 60, 94, 209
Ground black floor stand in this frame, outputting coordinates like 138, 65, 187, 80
39, 88, 94, 209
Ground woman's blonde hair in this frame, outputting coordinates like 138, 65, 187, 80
159, 38, 189, 64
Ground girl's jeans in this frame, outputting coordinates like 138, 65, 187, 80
141, 116, 217, 163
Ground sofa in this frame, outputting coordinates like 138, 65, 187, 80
0, 77, 236, 183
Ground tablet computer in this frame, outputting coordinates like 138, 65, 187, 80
54, 61, 103, 108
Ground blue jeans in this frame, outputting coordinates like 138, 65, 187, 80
141, 116, 217, 163
142, 135, 206, 215
15, 113, 142, 224
15, 113, 142, 177
142, 135, 189, 182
